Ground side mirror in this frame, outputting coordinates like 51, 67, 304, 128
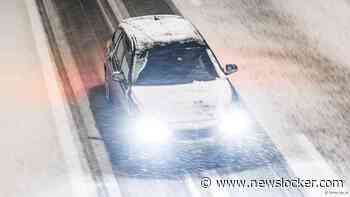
111, 32, 117, 42
225, 64, 238, 75
112, 71, 125, 82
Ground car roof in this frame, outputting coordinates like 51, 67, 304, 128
119, 15, 205, 52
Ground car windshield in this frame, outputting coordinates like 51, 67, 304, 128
133, 42, 219, 85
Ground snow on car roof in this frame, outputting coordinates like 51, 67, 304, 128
120, 15, 205, 52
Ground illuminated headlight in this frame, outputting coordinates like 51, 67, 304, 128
218, 108, 252, 138
133, 116, 172, 145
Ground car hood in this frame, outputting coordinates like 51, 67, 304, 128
130, 79, 234, 129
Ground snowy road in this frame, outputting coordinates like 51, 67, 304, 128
0, 0, 98, 196
4, 0, 349, 196
170, 0, 350, 183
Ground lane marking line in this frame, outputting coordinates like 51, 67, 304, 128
96, 0, 114, 31
24, 0, 98, 196
36, 0, 123, 196
184, 175, 203, 197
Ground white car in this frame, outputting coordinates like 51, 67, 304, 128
104, 15, 248, 145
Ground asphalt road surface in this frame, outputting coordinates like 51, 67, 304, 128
3, 0, 350, 196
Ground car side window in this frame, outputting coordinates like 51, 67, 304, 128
116, 33, 126, 63
108, 29, 122, 56
121, 54, 130, 82
112, 28, 122, 44
110, 32, 125, 71
113, 32, 133, 73
124, 38, 133, 67
111, 55, 118, 71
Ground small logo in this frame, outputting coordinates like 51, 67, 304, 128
201, 177, 212, 188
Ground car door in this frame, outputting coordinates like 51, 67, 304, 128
110, 32, 130, 108
105, 29, 122, 98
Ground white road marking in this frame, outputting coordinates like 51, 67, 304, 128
184, 175, 203, 197
92, 140, 125, 196
96, 0, 114, 31
35, 0, 124, 196
24, 0, 98, 196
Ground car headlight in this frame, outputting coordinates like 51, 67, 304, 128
132, 116, 172, 145
218, 108, 252, 138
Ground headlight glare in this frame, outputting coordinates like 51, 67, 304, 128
218, 108, 251, 138
133, 116, 172, 145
